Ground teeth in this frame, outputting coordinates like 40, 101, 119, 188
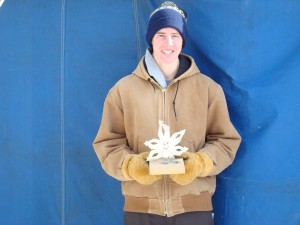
162, 50, 173, 54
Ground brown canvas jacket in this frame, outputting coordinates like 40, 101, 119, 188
93, 54, 241, 216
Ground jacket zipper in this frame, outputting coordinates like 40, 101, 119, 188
162, 89, 168, 216
164, 175, 168, 215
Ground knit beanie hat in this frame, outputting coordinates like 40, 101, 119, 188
146, 1, 188, 48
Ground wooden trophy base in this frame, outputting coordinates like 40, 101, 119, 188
149, 158, 185, 175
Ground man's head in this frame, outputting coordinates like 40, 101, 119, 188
146, 1, 188, 48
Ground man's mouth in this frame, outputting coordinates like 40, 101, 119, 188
162, 50, 174, 55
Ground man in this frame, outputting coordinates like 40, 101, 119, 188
93, 1, 241, 224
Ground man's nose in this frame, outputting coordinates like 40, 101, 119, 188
167, 35, 174, 46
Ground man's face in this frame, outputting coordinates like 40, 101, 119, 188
152, 27, 183, 65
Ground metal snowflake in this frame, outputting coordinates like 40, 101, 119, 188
145, 121, 188, 164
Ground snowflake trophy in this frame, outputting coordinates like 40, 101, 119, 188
145, 120, 188, 164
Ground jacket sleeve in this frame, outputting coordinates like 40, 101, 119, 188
93, 87, 133, 181
200, 84, 242, 176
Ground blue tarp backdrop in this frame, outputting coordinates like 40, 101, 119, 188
0, 0, 299, 225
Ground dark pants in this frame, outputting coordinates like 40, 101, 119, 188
124, 211, 214, 225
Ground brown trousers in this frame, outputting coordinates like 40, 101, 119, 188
124, 211, 214, 225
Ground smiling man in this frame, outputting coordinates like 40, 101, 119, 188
93, 1, 241, 225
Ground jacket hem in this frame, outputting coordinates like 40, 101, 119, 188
123, 192, 213, 217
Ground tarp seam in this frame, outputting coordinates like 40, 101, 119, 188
60, 0, 66, 225
132, 0, 142, 61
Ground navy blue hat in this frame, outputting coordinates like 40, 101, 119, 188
146, 1, 188, 48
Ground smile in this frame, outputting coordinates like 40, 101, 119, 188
162, 50, 174, 55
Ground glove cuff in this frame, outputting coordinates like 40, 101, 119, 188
197, 152, 214, 177
121, 154, 134, 180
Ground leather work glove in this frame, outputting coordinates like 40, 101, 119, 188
122, 152, 162, 185
169, 151, 214, 185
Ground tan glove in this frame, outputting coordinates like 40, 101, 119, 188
169, 151, 214, 185
122, 152, 162, 185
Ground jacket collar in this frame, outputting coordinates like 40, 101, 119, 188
132, 53, 201, 84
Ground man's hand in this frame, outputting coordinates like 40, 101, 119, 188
122, 152, 162, 185
169, 151, 213, 185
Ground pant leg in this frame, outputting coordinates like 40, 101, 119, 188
171, 211, 214, 225
124, 211, 167, 225
124, 211, 214, 225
